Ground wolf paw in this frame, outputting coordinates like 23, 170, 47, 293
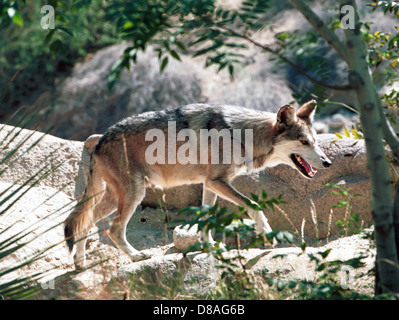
130, 249, 153, 262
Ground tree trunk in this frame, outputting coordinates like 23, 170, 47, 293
342, 0, 399, 294
291, 0, 399, 294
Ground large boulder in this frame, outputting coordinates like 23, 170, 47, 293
0, 124, 387, 239
0, 177, 374, 299
0, 124, 379, 298
228, 135, 376, 239
146, 134, 382, 239
0, 183, 74, 287
0, 124, 88, 198
51, 43, 293, 141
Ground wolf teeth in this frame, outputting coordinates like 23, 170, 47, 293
295, 154, 303, 164
295, 154, 316, 177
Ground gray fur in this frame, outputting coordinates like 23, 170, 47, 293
64, 101, 331, 269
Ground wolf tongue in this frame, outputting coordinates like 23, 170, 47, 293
300, 157, 313, 175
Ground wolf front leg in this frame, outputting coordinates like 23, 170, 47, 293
201, 186, 218, 246
205, 179, 274, 239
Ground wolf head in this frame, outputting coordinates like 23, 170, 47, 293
273, 100, 332, 179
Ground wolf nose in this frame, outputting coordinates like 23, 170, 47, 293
323, 160, 332, 168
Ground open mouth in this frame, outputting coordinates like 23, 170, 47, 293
290, 154, 317, 179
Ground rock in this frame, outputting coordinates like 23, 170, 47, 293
313, 121, 329, 134
251, 230, 375, 295
213, 134, 394, 239
0, 124, 88, 198
147, 134, 392, 239
173, 224, 200, 251
0, 124, 392, 239
114, 251, 219, 297
113, 231, 376, 298
0, 182, 75, 287
51, 43, 293, 141
51, 44, 209, 140
317, 112, 360, 135
0, 123, 379, 298
114, 248, 272, 297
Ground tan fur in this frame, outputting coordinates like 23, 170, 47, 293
64, 101, 331, 268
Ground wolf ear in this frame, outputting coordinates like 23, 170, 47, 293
296, 100, 317, 122
276, 104, 297, 129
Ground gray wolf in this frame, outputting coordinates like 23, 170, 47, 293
64, 100, 332, 268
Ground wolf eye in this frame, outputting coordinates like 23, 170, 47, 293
300, 140, 309, 146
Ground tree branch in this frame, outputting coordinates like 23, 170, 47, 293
289, 0, 348, 61
217, 25, 352, 91
287, 0, 399, 161
380, 106, 399, 162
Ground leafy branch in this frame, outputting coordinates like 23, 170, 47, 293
215, 24, 352, 91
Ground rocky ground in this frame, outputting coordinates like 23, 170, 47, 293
2, 1, 397, 300
0, 125, 380, 300
0, 180, 376, 300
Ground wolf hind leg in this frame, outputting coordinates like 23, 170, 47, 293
107, 176, 152, 262
73, 184, 117, 269
65, 155, 109, 269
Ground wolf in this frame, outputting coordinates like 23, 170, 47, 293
64, 100, 332, 268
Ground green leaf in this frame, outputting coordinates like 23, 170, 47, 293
160, 56, 169, 73
277, 280, 286, 291
175, 40, 187, 52
338, 200, 348, 206
274, 231, 294, 243
57, 25, 74, 37
228, 64, 234, 79
250, 193, 259, 202
276, 31, 289, 42
44, 29, 56, 44
344, 127, 350, 138
288, 279, 298, 289
49, 39, 65, 53
331, 20, 342, 30
351, 128, 363, 139
11, 12, 23, 27
55, 9, 71, 22
334, 132, 343, 139
244, 198, 262, 211
320, 248, 332, 258
123, 21, 134, 30
170, 50, 181, 61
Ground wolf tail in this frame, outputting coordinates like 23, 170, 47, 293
64, 152, 105, 253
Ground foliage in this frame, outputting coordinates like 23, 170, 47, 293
334, 126, 364, 140
99, 0, 399, 120
0, 106, 89, 299
327, 183, 362, 236
178, 191, 286, 299
2, 0, 399, 299
180, 190, 286, 251
103, 0, 273, 88
369, 1, 399, 17
175, 191, 376, 300
364, 1, 399, 127
2, 1, 398, 114
0, 0, 118, 124
280, 248, 371, 300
